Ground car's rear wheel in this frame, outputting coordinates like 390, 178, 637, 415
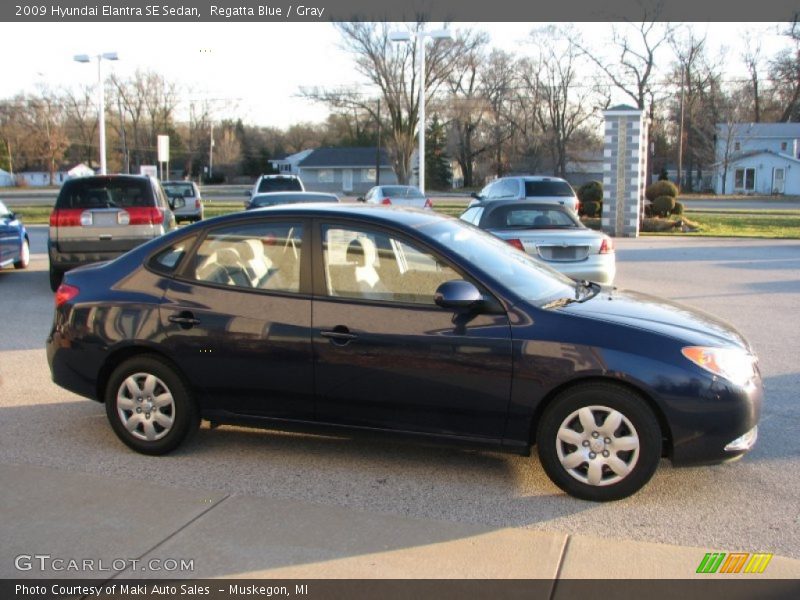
49, 265, 63, 291
537, 383, 661, 501
14, 238, 30, 269
105, 355, 199, 455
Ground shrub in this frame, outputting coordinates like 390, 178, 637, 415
653, 195, 676, 217
582, 200, 602, 217
577, 180, 603, 203
645, 180, 679, 202
672, 201, 684, 215
643, 203, 655, 218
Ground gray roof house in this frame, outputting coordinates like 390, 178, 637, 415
714, 123, 800, 195
297, 147, 397, 195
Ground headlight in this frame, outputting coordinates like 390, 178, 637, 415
681, 346, 757, 388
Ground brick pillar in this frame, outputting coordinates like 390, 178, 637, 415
602, 107, 648, 237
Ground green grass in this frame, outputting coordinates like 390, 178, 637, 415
13, 202, 800, 239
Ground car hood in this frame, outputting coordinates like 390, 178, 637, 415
561, 288, 752, 351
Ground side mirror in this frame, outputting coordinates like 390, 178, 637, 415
434, 280, 483, 310
470, 192, 481, 200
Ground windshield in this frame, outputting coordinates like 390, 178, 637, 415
419, 218, 577, 305
524, 181, 575, 197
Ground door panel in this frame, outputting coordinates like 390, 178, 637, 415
160, 220, 313, 418
313, 222, 513, 439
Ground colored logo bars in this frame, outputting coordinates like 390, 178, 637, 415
696, 552, 773, 574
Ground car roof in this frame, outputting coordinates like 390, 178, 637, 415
214, 203, 446, 229
475, 200, 572, 211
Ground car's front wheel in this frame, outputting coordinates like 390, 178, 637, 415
14, 238, 30, 269
537, 383, 662, 501
105, 355, 199, 455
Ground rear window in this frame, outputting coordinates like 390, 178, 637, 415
524, 181, 575, 197
56, 178, 154, 209
257, 178, 303, 193
483, 206, 581, 229
382, 186, 424, 198
162, 183, 195, 197
252, 194, 336, 207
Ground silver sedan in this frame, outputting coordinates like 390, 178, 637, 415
359, 185, 432, 209
460, 200, 616, 285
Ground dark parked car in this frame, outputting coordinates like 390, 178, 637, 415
460, 201, 616, 284
244, 191, 339, 210
46, 205, 761, 501
0, 200, 30, 271
48, 175, 178, 291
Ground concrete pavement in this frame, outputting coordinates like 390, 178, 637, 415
2, 462, 798, 581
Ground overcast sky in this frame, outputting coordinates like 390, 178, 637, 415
0, 22, 790, 128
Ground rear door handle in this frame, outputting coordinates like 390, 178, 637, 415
168, 312, 201, 329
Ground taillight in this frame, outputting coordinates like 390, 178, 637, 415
423, 198, 433, 209
195, 199, 201, 209
55, 283, 79, 307
381, 198, 392, 205
126, 207, 164, 225
599, 238, 614, 254
49, 209, 82, 227
507, 238, 525, 252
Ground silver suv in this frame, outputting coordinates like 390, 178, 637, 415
162, 180, 204, 223
48, 175, 177, 291
470, 175, 580, 213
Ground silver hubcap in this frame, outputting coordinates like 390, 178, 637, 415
556, 405, 640, 487
116, 372, 175, 442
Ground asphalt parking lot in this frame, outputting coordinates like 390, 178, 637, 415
1, 227, 798, 560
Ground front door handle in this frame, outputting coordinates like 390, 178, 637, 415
320, 327, 358, 346
168, 312, 201, 329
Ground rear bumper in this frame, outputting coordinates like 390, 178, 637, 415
48, 238, 151, 270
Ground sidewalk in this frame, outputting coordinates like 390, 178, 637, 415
2, 462, 799, 581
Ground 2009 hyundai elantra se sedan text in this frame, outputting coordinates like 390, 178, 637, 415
46, 205, 761, 501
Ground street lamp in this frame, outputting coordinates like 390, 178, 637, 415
74, 52, 119, 175
388, 27, 452, 193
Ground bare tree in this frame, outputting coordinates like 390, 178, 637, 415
62, 85, 98, 166
531, 27, 598, 178
770, 19, 800, 122
304, 22, 480, 184
742, 36, 763, 122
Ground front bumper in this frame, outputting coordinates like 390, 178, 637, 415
669, 375, 763, 466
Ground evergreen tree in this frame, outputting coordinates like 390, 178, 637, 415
425, 115, 452, 190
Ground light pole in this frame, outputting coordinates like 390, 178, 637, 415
74, 52, 118, 175
388, 27, 452, 194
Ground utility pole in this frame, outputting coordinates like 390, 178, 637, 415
375, 99, 381, 186
677, 65, 685, 189
209, 124, 214, 180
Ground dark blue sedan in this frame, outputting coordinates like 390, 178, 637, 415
45, 205, 761, 501
0, 200, 30, 271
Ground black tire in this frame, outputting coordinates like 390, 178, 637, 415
537, 382, 661, 502
14, 238, 30, 269
49, 265, 63, 292
105, 355, 199, 455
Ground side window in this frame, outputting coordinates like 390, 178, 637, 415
322, 225, 462, 305
149, 237, 197, 274
189, 222, 303, 293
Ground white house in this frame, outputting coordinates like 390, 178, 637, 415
0, 168, 14, 187
269, 149, 314, 175
714, 123, 800, 195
